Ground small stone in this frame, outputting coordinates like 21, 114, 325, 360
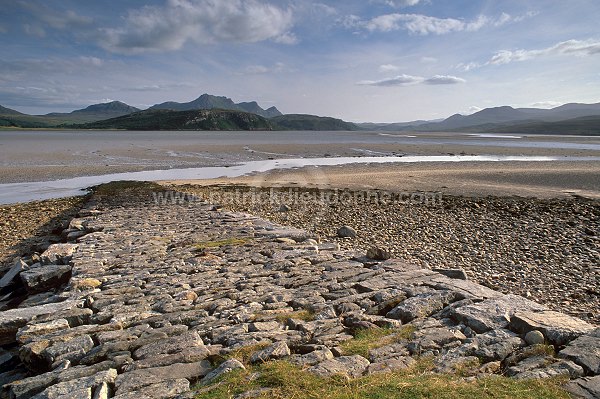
525, 330, 545, 346
250, 342, 290, 363
336, 226, 356, 238
366, 247, 391, 261
174, 290, 198, 301
200, 359, 245, 385
279, 204, 291, 212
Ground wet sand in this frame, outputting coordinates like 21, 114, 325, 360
165, 161, 600, 199
1, 130, 599, 184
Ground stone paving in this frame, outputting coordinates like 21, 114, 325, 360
0, 188, 598, 398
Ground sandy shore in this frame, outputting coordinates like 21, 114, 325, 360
164, 161, 600, 199
1, 130, 599, 184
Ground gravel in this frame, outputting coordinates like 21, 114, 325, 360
181, 185, 600, 323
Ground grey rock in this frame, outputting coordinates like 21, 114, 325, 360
559, 328, 600, 375
43, 334, 95, 366
16, 319, 70, 345
473, 329, 524, 363
431, 268, 468, 280
114, 361, 212, 395
30, 369, 116, 399
112, 379, 190, 399
309, 355, 370, 378
386, 290, 457, 323
21, 265, 72, 294
450, 294, 546, 333
564, 375, 600, 399
250, 342, 290, 363
366, 247, 391, 261
0, 300, 80, 345
0, 258, 26, 288
336, 226, 357, 238
524, 330, 545, 346
200, 359, 245, 385
133, 331, 207, 360
510, 310, 595, 346
40, 244, 78, 265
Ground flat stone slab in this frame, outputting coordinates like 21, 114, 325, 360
564, 375, 600, 399
40, 244, 78, 265
510, 310, 596, 346
20, 265, 72, 294
450, 294, 547, 333
114, 361, 212, 395
309, 355, 370, 378
0, 300, 80, 345
559, 328, 600, 375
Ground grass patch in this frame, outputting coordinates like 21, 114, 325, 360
274, 309, 315, 323
339, 326, 416, 358
91, 180, 164, 195
194, 359, 570, 399
218, 342, 272, 366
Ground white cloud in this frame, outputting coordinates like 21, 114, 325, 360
243, 62, 287, 74
456, 61, 482, 71
348, 12, 524, 35
358, 74, 465, 86
42, 10, 93, 29
489, 39, 600, 65
371, 0, 424, 8
379, 64, 400, 72
18, 2, 92, 30
424, 75, 466, 85
100, 0, 296, 54
23, 24, 46, 38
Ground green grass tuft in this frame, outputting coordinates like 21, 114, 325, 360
339, 326, 416, 358
194, 359, 570, 399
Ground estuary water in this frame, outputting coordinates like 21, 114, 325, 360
1, 130, 599, 204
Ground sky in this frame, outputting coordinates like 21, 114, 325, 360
1, 0, 599, 122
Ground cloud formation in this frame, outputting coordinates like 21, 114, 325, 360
358, 74, 465, 86
347, 12, 524, 35
243, 62, 287, 74
489, 39, 600, 64
371, 0, 423, 8
100, 0, 296, 53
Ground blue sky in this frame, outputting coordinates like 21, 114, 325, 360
1, 0, 599, 122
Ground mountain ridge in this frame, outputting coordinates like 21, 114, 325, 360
149, 94, 282, 118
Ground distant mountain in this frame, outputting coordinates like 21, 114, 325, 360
271, 114, 361, 131
0, 105, 23, 116
400, 102, 600, 132
45, 101, 140, 122
70, 109, 273, 131
150, 94, 282, 118
484, 116, 600, 136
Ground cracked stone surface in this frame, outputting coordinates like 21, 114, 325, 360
0, 188, 597, 398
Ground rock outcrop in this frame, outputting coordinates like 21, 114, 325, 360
0, 188, 597, 398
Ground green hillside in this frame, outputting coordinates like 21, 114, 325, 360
270, 114, 361, 131
69, 109, 274, 130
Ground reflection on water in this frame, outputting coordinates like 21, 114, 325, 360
2, 154, 600, 205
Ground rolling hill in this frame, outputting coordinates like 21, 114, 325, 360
270, 114, 361, 131
70, 109, 274, 131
